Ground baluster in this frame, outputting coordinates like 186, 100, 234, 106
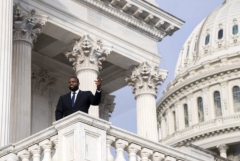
139, 148, 153, 161
28, 144, 42, 161
106, 135, 115, 161
18, 149, 31, 161
152, 152, 165, 161
127, 143, 141, 161
165, 156, 176, 161
51, 136, 58, 161
114, 139, 128, 161
39, 139, 52, 161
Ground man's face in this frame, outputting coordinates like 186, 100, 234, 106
68, 78, 79, 91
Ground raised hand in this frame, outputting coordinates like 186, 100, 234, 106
95, 77, 102, 90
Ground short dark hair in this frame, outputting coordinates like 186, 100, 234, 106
69, 76, 79, 83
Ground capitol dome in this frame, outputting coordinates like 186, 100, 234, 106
175, 0, 240, 77
157, 0, 240, 160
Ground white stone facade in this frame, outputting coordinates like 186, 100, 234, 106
0, 0, 231, 160
158, 0, 240, 160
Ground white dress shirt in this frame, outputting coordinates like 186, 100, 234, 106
71, 89, 101, 103
71, 89, 79, 103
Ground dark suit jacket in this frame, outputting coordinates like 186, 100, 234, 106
55, 90, 101, 120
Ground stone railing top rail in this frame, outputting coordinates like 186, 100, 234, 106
72, 0, 184, 41
1, 111, 203, 160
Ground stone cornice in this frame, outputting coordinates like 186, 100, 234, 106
73, 0, 184, 41
157, 62, 240, 116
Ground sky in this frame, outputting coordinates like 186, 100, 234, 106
110, 0, 224, 134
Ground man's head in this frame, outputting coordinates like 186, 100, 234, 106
68, 76, 80, 91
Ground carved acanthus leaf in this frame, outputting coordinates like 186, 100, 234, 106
99, 92, 115, 121
64, 35, 112, 71
125, 62, 167, 96
32, 64, 56, 97
13, 5, 47, 43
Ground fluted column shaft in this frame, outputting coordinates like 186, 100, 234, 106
10, 5, 46, 143
11, 40, 32, 142
0, 0, 13, 148
136, 94, 158, 140
76, 69, 99, 117
125, 62, 167, 141
161, 118, 166, 139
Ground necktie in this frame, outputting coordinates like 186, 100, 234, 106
71, 92, 76, 107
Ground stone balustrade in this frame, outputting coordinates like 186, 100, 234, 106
0, 111, 208, 161
162, 113, 240, 145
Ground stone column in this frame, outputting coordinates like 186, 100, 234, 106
65, 35, 111, 117
168, 110, 174, 135
99, 92, 115, 121
221, 82, 229, 116
0, 0, 13, 148
161, 117, 166, 139
217, 144, 229, 158
125, 62, 167, 141
187, 94, 194, 126
10, 5, 46, 143
202, 87, 211, 121
174, 102, 180, 131
176, 102, 184, 130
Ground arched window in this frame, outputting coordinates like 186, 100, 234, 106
197, 97, 204, 122
173, 111, 177, 131
205, 34, 210, 45
233, 25, 238, 35
218, 29, 223, 39
233, 86, 240, 112
184, 104, 189, 127
214, 91, 222, 117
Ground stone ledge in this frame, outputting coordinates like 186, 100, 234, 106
73, 0, 184, 41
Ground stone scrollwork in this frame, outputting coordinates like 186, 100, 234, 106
65, 35, 112, 71
32, 64, 56, 97
13, 5, 47, 44
125, 62, 168, 96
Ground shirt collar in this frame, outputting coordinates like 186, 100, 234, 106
72, 89, 79, 94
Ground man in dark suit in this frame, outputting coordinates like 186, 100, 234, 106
55, 76, 102, 121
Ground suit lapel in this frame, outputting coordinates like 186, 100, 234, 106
74, 90, 82, 107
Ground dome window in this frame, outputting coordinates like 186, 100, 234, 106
197, 97, 204, 123
218, 29, 223, 39
214, 91, 222, 117
184, 104, 189, 127
205, 34, 210, 45
233, 86, 240, 112
173, 111, 177, 131
232, 25, 238, 35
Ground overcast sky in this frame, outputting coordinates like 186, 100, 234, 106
110, 0, 224, 134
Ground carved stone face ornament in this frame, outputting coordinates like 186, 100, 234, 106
80, 40, 93, 55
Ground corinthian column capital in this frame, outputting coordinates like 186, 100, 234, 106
65, 35, 112, 72
99, 92, 115, 121
125, 62, 167, 97
13, 5, 47, 45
